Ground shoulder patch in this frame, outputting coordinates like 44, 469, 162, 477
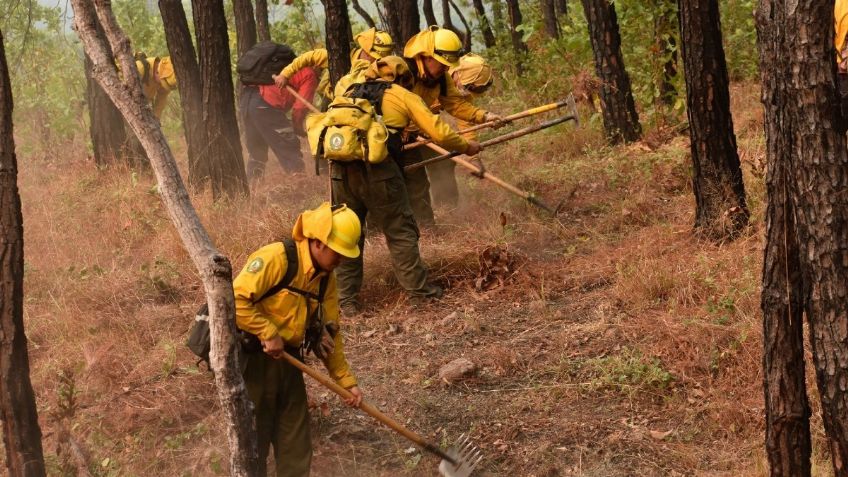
246, 257, 264, 273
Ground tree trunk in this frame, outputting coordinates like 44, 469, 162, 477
70, 2, 260, 476
442, 0, 459, 34
449, 0, 472, 51
321, 0, 353, 84
656, 0, 678, 105
232, 0, 258, 58
555, 0, 568, 19
678, 0, 748, 237
191, 0, 249, 200
580, 0, 641, 144
472, 0, 496, 48
756, 0, 848, 474
159, 0, 207, 191
85, 53, 128, 167
541, 0, 560, 39
423, 0, 438, 26
0, 30, 48, 477
351, 0, 377, 29
505, 0, 528, 70
384, 0, 420, 47
255, 0, 271, 42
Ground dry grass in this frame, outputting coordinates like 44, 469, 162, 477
9, 80, 833, 476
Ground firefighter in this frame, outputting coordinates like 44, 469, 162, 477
134, 54, 177, 119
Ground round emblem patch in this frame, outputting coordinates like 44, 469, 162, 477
329, 133, 344, 151
246, 257, 264, 273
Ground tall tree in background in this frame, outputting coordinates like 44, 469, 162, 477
384, 0, 421, 46
423, 0, 438, 26
322, 0, 353, 84
449, 0, 472, 51
190, 0, 249, 199
555, 0, 569, 20
351, 0, 377, 28
85, 53, 129, 167
159, 0, 206, 191
678, 0, 747, 237
541, 0, 560, 39
71, 2, 260, 475
232, 0, 258, 57
581, 0, 641, 143
0, 30, 48, 477
472, 0, 497, 47
757, 0, 848, 474
505, 0, 528, 71
656, 0, 678, 105
255, 0, 271, 41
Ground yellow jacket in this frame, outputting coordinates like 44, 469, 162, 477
838, 0, 848, 67
281, 48, 370, 81
135, 56, 176, 118
233, 239, 356, 388
411, 72, 487, 125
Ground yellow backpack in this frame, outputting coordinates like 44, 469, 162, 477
306, 81, 393, 164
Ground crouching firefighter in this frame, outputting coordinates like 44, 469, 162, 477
305, 56, 482, 315
233, 202, 363, 477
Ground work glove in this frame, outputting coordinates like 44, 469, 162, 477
313, 322, 339, 361
273, 73, 289, 91
484, 112, 509, 129
465, 140, 482, 156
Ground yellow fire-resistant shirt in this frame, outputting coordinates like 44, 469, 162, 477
411, 72, 487, 125
135, 57, 177, 119
837, 0, 848, 68
381, 84, 471, 153
233, 239, 356, 389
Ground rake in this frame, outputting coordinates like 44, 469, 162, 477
280, 351, 484, 476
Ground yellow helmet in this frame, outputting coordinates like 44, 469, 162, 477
404, 26, 462, 67
355, 28, 395, 59
450, 53, 493, 94
292, 202, 361, 258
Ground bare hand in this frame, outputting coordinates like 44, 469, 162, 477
344, 386, 363, 407
319, 327, 335, 358
273, 74, 289, 91
485, 112, 509, 129
262, 335, 284, 359
465, 140, 482, 156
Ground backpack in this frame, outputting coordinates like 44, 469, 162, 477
186, 238, 327, 368
236, 41, 297, 85
305, 81, 394, 164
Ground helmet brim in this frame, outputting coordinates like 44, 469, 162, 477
327, 241, 360, 259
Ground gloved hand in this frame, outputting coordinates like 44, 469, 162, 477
313, 322, 338, 360
465, 140, 482, 156
484, 112, 509, 129
273, 73, 289, 91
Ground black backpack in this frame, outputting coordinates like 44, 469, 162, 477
187, 239, 303, 367
236, 41, 297, 85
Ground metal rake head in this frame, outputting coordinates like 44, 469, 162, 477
438, 434, 484, 477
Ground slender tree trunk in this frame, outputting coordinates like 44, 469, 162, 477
472, 0, 497, 47
159, 0, 207, 190
555, 0, 568, 19
70, 2, 260, 476
232, 0, 258, 57
657, 0, 678, 105
255, 0, 271, 42
351, 0, 377, 29
580, 0, 641, 144
0, 30, 47, 477
191, 0, 249, 200
442, 0, 459, 34
678, 0, 748, 237
505, 0, 528, 70
541, 0, 560, 39
757, 0, 848, 474
449, 0, 472, 51
423, 0, 438, 26
322, 0, 353, 84
85, 53, 128, 167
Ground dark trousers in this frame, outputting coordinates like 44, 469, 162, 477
240, 87, 305, 180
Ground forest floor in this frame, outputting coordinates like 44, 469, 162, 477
11, 82, 836, 476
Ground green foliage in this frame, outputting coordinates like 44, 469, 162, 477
269, 0, 324, 53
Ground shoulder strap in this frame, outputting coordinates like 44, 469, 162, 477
257, 238, 300, 302
439, 73, 447, 97
348, 81, 392, 116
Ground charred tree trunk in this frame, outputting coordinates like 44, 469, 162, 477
542, 0, 560, 39
506, 0, 528, 70
580, 0, 641, 143
384, 0, 420, 46
441, 0, 460, 35
191, 0, 249, 199
757, 0, 848, 474
70, 2, 260, 475
232, 0, 258, 57
423, 0, 438, 26
255, 0, 271, 42
322, 0, 353, 84
159, 0, 207, 191
449, 0, 472, 51
472, 0, 497, 47
678, 0, 748, 237
0, 30, 48, 477
351, 0, 377, 29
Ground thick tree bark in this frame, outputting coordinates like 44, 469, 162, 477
472, 0, 496, 47
159, 0, 207, 191
580, 0, 641, 144
423, 0, 438, 26
232, 0, 258, 58
449, 0, 472, 51
678, 0, 748, 237
351, 0, 377, 29
191, 0, 249, 200
505, 0, 528, 70
70, 2, 260, 476
85, 53, 128, 167
756, 0, 848, 474
384, 0, 420, 47
321, 0, 353, 84
255, 0, 271, 42
541, 0, 560, 39
0, 30, 48, 477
